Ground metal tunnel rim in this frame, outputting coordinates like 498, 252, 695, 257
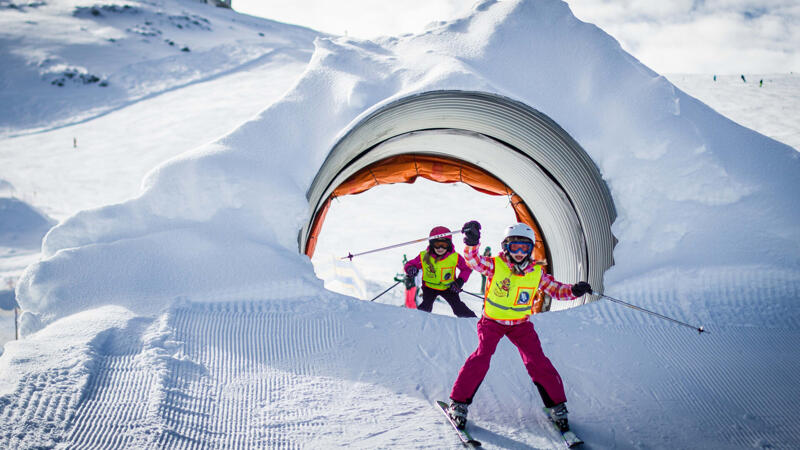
304, 90, 617, 309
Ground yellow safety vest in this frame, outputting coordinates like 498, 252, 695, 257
484, 256, 543, 321
420, 251, 458, 290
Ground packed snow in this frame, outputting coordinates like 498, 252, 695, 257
1, 0, 799, 448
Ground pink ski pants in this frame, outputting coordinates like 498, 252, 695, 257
450, 317, 567, 407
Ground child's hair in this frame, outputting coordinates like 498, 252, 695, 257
423, 249, 437, 275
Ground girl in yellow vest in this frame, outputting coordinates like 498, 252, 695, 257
446, 221, 592, 433
403, 226, 477, 318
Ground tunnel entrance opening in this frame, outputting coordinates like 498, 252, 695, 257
309, 176, 521, 313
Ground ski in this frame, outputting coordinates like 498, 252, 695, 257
436, 400, 482, 448
542, 407, 583, 448
404, 285, 418, 309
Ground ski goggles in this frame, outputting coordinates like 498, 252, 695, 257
507, 241, 533, 254
431, 240, 450, 250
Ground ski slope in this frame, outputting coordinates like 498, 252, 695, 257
2, 1, 800, 448
3, 291, 799, 448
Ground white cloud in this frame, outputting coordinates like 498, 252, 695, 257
566, 0, 800, 73
234, 0, 800, 73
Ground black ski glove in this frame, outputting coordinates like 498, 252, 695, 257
462, 220, 481, 246
403, 275, 416, 289
448, 278, 465, 293
405, 266, 419, 277
571, 281, 592, 297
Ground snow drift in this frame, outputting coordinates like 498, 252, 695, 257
0, 196, 54, 250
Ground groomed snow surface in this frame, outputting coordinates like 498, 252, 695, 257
2, 0, 800, 448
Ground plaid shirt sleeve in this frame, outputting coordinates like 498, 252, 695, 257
455, 253, 474, 283
539, 272, 577, 301
463, 245, 494, 278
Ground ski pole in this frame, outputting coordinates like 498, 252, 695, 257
369, 280, 403, 302
341, 229, 463, 261
593, 292, 706, 334
461, 290, 484, 300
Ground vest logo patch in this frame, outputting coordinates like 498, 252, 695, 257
518, 291, 531, 305
444, 272, 452, 280
492, 278, 512, 298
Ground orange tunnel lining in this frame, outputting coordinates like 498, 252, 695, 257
305, 154, 546, 263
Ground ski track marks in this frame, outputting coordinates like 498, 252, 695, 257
3, 297, 799, 448
160, 301, 346, 448
644, 326, 800, 449
1, 300, 350, 448
0, 300, 460, 448
560, 323, 800, 449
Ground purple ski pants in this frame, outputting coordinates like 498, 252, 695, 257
450, 316, 567, 407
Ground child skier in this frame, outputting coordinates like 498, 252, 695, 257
447, 220, 592, 432
404, 226, 477, 318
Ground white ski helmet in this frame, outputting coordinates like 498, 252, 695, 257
503, 223, 536, 246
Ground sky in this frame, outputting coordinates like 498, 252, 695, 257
233, 0, 800, 74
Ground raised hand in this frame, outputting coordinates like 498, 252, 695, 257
462, 221, 481, 246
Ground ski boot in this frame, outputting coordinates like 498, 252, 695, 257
547, 402, 569, 432
447, 400, 469, 429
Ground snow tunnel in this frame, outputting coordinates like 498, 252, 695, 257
302, 91, 616, 309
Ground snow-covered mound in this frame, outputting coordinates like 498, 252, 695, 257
15, 0, 800, 335
0, 195, 54, 249
0, 0, 319, 136
0, 183, 54, 313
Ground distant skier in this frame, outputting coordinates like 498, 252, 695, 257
741, 74, 747, 83
446, 221, 592, 433
404, 226, 476, 318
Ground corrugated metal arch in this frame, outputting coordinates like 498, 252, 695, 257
303, 90, 616, 308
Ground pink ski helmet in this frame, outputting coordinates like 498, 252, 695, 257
428, 226, 453, 251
